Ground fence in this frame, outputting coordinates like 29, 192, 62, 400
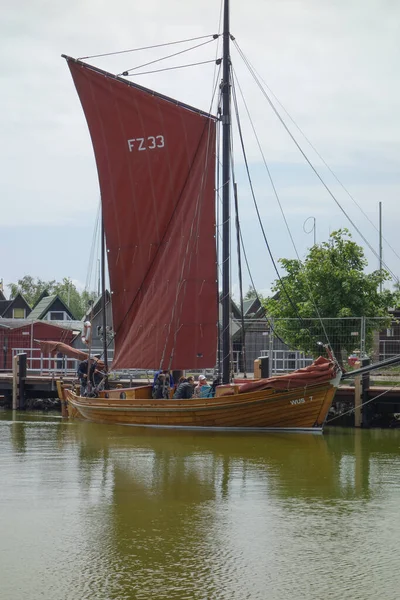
5, 316, 400, 379
11, 347, 114, 376
8, 347, 160, 383
232, 316, 397, 375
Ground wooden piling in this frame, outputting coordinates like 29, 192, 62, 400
56, 379, 69, 418
354, 374, 362, 427
361, 358, 371, 427
12, 355, 19, 410
12, 353, 27, 410
354, 358, 371, 428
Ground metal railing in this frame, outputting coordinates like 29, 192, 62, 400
6, 314, 400, 380
261, 349, 313, 373
10, 347, 114, 376
8, 347, 159, 383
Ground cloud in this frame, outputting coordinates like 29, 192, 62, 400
1, 0, 400, 289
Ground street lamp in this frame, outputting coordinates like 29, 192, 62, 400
303, 216, 316, 247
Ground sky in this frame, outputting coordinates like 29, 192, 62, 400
1, 0, 400, 299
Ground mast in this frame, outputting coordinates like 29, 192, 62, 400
101, 216, 109, 380
221, 0, 231, 384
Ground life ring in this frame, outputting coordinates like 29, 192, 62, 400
81, 321, 92, 345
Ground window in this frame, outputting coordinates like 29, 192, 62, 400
13, 308, 25, 319
387, 328, 394, 338
48, 311, 65, 320
47, 311, 71, 321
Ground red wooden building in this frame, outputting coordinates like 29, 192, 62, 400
0, 320, 78, 370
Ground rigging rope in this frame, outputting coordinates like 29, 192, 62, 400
120, 37, 219, 76
78, 35, 219, 60
229, 112, 288, 361
231, 74, 326, 349
234, 58, 400, 272
233, 180, 247, 376
122, 59, 219, 77
233, 40, 399, 283
237, 225, 288, 347
232, 68, 332, 350
212, 6, 224, 376
229, 131, 248, 376
85, 200, 101, 295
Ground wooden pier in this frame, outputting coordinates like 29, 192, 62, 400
0, 356, 149, 409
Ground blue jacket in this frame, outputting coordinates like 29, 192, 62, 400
153, 370, 174, 388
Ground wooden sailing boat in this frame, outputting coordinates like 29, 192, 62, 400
60, 0, 341, 431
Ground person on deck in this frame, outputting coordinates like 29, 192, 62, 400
77, 355, 103, 396
152, 372, 171, 399
77, 357, 90, 395
173, 376, 195, 399
193, 374, 212, 398
91, 355, 104, 389
153, 369, 174, 389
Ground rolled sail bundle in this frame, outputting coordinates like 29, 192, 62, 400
36, 340, 105, 370
236, 357, 338, 393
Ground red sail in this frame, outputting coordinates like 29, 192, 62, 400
66, 58, 217, 370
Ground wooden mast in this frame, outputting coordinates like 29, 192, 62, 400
221, 0, 231, 384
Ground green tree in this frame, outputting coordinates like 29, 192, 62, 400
265, 229, 399, 364
8, 275, 96, 319
8, 276, 55, 307
53, 278, 87, 320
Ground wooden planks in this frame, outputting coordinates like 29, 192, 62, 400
66, 381, 337, 430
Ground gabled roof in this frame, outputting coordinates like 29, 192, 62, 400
0, 318, 30, 329
242, 297, 263, 317
243, 298, 256, 315
0, 289, 6, 301
83, 291, 111, 321
27, 295, 57, 320
49, 320, 84, 332
27, 294, 76, 320
0, 318, 82, 331
31, 289, 51, 310
0, 293, 31, 317
0, 300, 11, 316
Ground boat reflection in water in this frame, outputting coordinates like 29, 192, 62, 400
64, 423, 400, 599
72, 423, 381, 501
3, 412, 400, 600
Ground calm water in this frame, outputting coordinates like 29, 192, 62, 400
1, 412, 400, 600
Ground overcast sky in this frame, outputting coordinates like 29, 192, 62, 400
1, 0, 399, 298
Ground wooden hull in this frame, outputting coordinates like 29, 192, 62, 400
65, 379, 338, 432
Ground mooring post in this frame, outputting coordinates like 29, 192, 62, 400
361, 357, 371, 427
12, 353, 27, 410
56, 379, 68, 418
12, 354, 18, 410
354, 373, 362, 427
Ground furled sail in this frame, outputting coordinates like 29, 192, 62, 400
65, 58, 217, 370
